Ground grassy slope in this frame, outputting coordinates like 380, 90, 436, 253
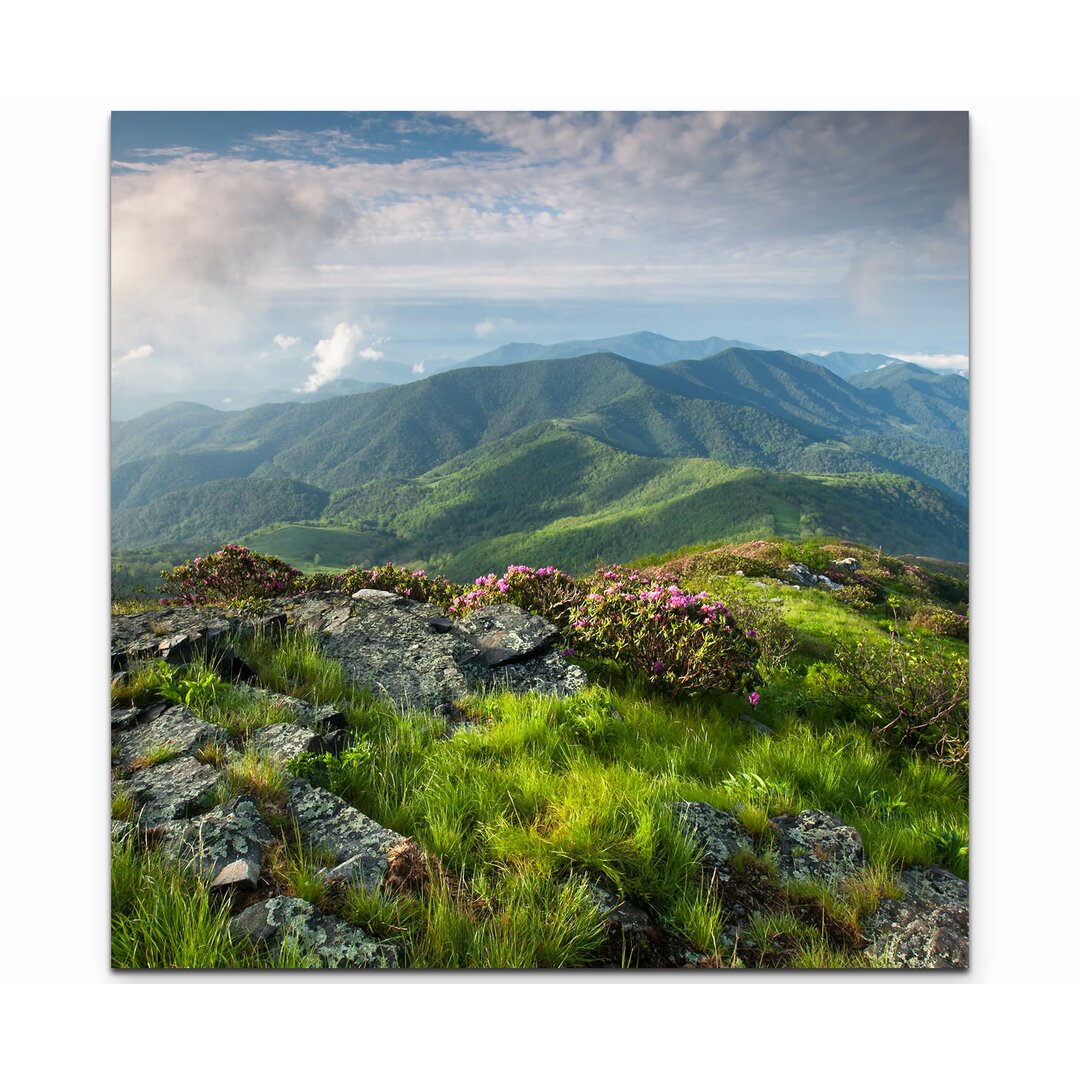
114, 537, 968, 969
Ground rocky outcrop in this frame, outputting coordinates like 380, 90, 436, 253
861, 866, 969, 969
785, 563, 843, 591
671, 801, 754, 881
278, 590, 585, 714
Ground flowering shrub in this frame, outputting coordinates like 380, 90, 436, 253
909, 606, 969, 641
336, 563, 461, 608
453, 563, 759, 697
449, 564, 581, 622
160, 546, 305, 606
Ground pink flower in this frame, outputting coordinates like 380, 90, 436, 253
749, 691, 760, 706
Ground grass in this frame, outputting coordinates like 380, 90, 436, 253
111, 831, 319, 968
112, 536, 968, 968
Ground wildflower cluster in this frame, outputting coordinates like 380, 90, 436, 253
159, 546, 305, 606
451, 562, 760, 697
335, 563, 461, 608
449, 564, 579, 622
564, 565, 761, 696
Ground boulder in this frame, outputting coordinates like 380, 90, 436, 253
280, 593, 584, 715
157, 795, 272, 890
671, 801, 754, 881
832, 557, 861, 573
285, 778, 408, 894
768, 809, 865, 887
785, 563, 819, 588
231, 896, 399, 969
250, 722, 327, 765
861, 866, 969, 969
112, 705, 227, 769
124, 756, 222, 826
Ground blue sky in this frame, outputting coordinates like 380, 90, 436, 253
111, 111, 969, 414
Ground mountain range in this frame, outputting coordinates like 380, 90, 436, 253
111, 345, 969, 573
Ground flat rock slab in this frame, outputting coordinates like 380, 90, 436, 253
861, 866, 969, 969
457, 604, 559, 666
250, 722, 327, 764
111, 608, 241, 671
583, 881, 654, 937
112, 705, 227, 769
286, 778, 406, 894
672, 801, 754, 881
157, 795, 273, 890
125, 756, 222, 826
231, 896, 399, 969
226, 684, 347, 732
276, 592, 584, 715
769, 809, 866, 887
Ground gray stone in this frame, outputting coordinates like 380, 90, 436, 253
250, 722, 326, 764
457, 604, 560, 666
226, 684, 347, 732
769, 809, 865, 886
671, 801, 754, 881
861, 866, 968, 969
156, 795, 273, 890
111, 706, 140, 732
583, 882, 653, 937
833, 557, 861, 573
126, 756, 222, 826
110, 608, 241, 670
785, 563, 818, 588
231, 896, 399, 969
485, 651, 588, 699
112, 705, 228, 769
286, 778, 406, 893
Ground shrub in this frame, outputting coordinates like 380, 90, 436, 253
829, 633, 968, 767
160, 545, 305, 606
449, 564, 582, 623
839, 583, 880, 614
909, 606, 969, 641
336, 564, 461, 608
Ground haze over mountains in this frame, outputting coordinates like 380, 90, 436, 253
111, 343, 969, 574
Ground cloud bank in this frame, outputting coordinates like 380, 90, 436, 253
301, 322, 383, 392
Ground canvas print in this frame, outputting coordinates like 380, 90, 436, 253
110, 111, 969, 970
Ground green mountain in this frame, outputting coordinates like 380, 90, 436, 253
111, 347, 969, 568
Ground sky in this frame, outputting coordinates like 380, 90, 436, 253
111, 111, 969, 416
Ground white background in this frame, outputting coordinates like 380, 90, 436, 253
2, 1, 1076, 1072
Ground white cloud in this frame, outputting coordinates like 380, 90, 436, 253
119, 344, 154, 364
411, 361, 426, 374
301, 322, 383, 392
474, 316, 520, 338
891, 352, 970, 374
274, 333, 301, 350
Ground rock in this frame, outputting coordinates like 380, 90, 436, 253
861, 866, 968, 969
231, 896, 399, 968
125, 756, 222, 826
281, 593, 584, 715
226, 684, 347, 732
456, 604, 560, 666
156, 795, 272, 890
250, 722, 327, 764
671, 802, 754, 881
285, 778, 407, 893
112, 705, 228, 769
111, 706, 140, 732
768, 809, 865, 886
111, 608, 243, 671
785, 563, 819, 588
584, 881, 653, 937
816, 575, 843, 591
738, 712, 776, 737
832, 557, 861, 573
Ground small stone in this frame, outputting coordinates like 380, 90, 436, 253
231, 896, 399, 969
458, 604, 560, 666
250, 722, 326, 764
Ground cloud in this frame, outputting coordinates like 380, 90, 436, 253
891, 352, 970, 374
118, 344, 154, 364
301, 322, 383, 392
411, 362, 425, 374
274, 333, 301, 350
474, 316, 520, 338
